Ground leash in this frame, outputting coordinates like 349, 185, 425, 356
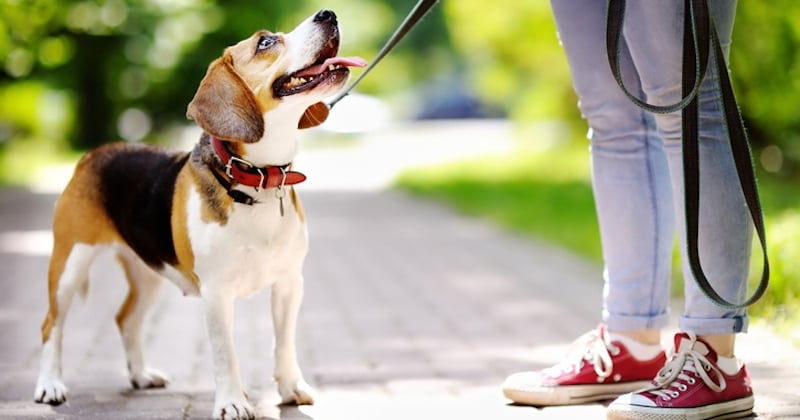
606, 0, 769, 309
327, 0, 440, 109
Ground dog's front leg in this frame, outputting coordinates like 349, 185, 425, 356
202, 290, 254, 419
271, 274, 314, 405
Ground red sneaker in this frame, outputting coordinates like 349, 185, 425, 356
502, 325, 667, 406
607, 332, 754, 420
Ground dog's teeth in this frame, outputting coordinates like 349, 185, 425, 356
286, 76, 314, 88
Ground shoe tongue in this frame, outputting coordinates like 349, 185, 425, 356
674, 333, 715, 361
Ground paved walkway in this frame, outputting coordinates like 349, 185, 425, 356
1, 121, 799, 419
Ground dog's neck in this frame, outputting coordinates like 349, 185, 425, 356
200, 104, 315, 205
238, 105, 309, 167
206, 135, 307, 206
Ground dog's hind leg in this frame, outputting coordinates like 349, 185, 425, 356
114, 249, 168, 390
271, 273, 315, 405
35, 242, 97, 405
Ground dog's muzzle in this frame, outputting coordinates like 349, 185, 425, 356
272, 10, 366, 97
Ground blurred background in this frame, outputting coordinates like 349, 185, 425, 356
0, 0, 798, 339
2, 0, 799, 172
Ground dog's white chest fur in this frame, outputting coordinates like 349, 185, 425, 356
184, 188, 307, 298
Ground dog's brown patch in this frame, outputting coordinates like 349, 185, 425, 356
171, 166, 200, 288
188, 136, 235, 225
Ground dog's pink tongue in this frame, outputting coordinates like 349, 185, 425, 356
296, 57, 367, 78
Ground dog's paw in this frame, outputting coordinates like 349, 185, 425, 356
130, 367, 169, 389
213, 396, 255, 420
278, 379, 315, 405
34, 377, 68, 405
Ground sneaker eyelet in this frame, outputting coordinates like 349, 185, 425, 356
678, 383, 688, 391
670, 391, 680, 398
687, 377, 696, 384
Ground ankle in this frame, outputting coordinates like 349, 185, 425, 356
699, 334, 736, 358
609, 329, 661, 346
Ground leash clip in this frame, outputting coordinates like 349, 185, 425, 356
275, 166, 288, 217
275, 166, 288, 199
277, 166, 288, 190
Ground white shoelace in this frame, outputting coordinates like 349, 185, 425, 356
544, 327, 620, 380
644, 332, 726, 401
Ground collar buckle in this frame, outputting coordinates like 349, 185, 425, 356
225, 155, 265, 191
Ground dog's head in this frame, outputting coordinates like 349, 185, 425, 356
186, 10, 365, 143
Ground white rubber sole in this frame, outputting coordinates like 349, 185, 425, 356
606, 395, 755, 420
503, 380, 651, 406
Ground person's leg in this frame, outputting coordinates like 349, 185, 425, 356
552, 0, 674, 338
502, 0, 672, 406
607, 2, 754, 417
622, 0, 749, 346
675, 1, 750, 355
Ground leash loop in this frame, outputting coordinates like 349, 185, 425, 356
606, 0, 769, 309
606, 0, 709, 114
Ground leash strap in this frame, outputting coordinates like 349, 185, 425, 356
327, 0, 439, 109
606, 0, 769, 309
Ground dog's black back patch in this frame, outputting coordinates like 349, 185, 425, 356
96, 144, 190, 269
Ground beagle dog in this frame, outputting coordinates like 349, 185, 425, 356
33, 10, 365, 419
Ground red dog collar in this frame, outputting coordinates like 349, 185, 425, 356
211, 136, 306, 190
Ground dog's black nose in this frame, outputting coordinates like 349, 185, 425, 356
314, 9, 337, 23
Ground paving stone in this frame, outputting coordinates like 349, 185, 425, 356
0, 188, 797, 419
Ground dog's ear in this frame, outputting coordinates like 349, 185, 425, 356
187, 54, 264, 143
298, 102, 329, 129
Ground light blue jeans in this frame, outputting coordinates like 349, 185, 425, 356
550, 0, 751, 335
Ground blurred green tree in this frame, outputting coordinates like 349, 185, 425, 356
442, 1, 800, 177
1, 0, 229, 149
1, 0, 798, 180
0, 0, 455, 151
442, 1, 579, 123
730, 0, 800, 177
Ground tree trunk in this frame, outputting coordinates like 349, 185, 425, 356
70, 34, 121, 150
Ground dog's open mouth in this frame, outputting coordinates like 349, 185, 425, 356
273, 39, 366, 97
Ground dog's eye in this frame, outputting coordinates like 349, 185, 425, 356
256, 35, 276, 52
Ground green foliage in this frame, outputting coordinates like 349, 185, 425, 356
397, 134, 602, 261
439, 2, 800, 175
1, 1, 800, 178
730, 1, 800, 176
0, 0, 456, 152
1, 0, 229, 148
442, 0, 578, 121
749, 176, 800, 331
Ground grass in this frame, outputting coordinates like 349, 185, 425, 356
397, 140, 602, 260
395, 136, 800, 345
